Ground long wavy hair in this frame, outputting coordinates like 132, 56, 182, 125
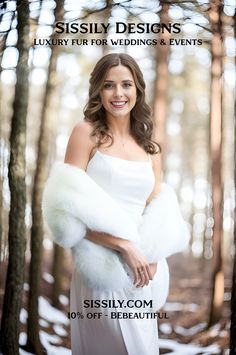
83, 53, 161, 154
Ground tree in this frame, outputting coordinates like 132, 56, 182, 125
208, 0, 224, 327
153, 0, 171, 168
51, 244, 64, 308
24, 0, 65, 353
0, 0, 30, 353
229, 12, 236, 355
102, 0, 113, 56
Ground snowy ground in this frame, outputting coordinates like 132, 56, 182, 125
13, 255, 230, 355
19, 295, 224, 355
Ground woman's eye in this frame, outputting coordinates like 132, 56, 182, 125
103, 83, 113, 89
123, 83, 132, 88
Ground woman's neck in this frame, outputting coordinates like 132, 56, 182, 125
106, 116, 131, 138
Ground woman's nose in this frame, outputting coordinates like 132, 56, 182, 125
114, 85, 123, 97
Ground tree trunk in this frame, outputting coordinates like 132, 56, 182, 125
0, 1, 30, 354
51, 244, 64, 308
25, 1, 64, 353
0, 125, 3, 260
208, 0, 224, 327
102, 0, 113, 55
229, 11, 236, 355
152, 1, 171, 169
230, 120, 236, 351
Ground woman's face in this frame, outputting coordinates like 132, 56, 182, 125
100, 65, 137, 120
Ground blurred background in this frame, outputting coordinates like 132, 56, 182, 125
0, 1, 235, 354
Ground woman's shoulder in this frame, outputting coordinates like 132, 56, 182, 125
70, 120, 96, 146
64, 120, 96, 168
72, 120, 94, 137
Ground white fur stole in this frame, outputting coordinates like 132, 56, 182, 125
42, 162, 190, 310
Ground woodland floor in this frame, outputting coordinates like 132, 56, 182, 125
0, 251, 232, 355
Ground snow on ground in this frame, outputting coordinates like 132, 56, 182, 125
19, 331, 71, 355
53, 324, 68, 337
19, 348, 34, 355
23, 283, 30, 291
20, 308, 28, 324
19, 334, 220, 355
19, 332, 27, 346
174, 322, 207, 336
42, 272, 54, 284
208, 323, 221, 337
59, 294, 69, 306
159, 322, 173, 334
163, 302, 199, 312
39, 318, 50, 327
39, 296, 69, 325
19, 297, 70, 354
159, 338, 220, 355
19, 298, 221, 355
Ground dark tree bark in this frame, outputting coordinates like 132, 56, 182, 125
230, 116, 236, 352
153, 0, 171, 169
208, 0, 224, 327
51, 244, 64, 308
25, 1, 64, 353
229, 11, 236, 355
0, 125, 3, 260
102, 0, 113, 55
0, 1, 30, 354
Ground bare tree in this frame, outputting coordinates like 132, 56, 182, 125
230, 124, 236, 351
51, 244, 64, 308
102, 0, 113, 55
229, 12, 236, 355
153, 0, 171, 168
208, 0, 224, 327
0, 0, 30, 353
24, 0, 65, 353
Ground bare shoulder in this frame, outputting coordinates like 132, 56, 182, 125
64, 120, 95, 170
72, 120, 94, 136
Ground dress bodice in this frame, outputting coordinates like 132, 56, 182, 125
86, 150, 155, 225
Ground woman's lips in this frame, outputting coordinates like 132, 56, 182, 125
110, 101, 127, 108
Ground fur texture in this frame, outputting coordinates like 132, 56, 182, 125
42, 162, 139, 247
140, 183, 190, 263
42, 162, 190, 310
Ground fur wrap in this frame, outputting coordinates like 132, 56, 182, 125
42, 162, 190, 310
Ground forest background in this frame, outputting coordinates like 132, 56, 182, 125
0, 0, 235, 354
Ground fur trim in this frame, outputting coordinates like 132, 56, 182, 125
73, 239, 133, 291
151, 259, 169, 310
42, 162, 190, 310
42, 162, 139, 248
139, 183, 190, 263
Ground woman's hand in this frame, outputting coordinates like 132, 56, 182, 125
85, 230, 156, 288
119, 240, 153, 288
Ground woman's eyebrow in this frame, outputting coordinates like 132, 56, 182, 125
104, 79, 134, 83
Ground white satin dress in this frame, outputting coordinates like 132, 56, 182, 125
70, 150, 159, 355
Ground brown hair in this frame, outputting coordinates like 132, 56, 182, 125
83, 53, 161, 154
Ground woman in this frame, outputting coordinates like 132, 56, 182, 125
42, 53, 190, 355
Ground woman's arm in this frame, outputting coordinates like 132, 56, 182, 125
86, 230, 154, 287
143, 152, 162, 275
146, 152, 162, 205
64, 120, 95, 170
64, 121, 153, 287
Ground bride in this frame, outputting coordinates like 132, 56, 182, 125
42, 53, 190, 355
